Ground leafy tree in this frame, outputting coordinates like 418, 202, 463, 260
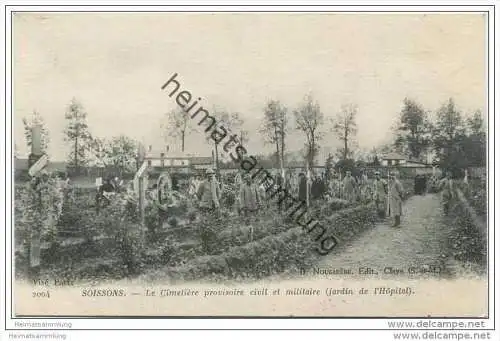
332, 103, 358, 160
432, 98, 466, 172
260, 100, 288, 169
325, 153, 335, 178
22, 110, 50, 154
103, 135, 138, 176
467, 110, 486, 136
87, 136, 139, 176
64, 98, 92, 173
163, 108, 191, 152
394, 98, 432, 160
87, 137, 107, 167
462, 110, 486, 167
335, 158, 357, 177
294, 94, 324, 168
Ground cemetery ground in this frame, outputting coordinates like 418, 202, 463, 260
13, 178, 487, 284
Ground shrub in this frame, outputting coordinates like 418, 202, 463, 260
445, 198, 487, 269
95, 197, 145, 275
16, 173, 64, 246
168, 217, 179, 228
213, 215, 289, 253
320, 198, 351, 216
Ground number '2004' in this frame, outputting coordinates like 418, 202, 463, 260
32, 290, 50, 298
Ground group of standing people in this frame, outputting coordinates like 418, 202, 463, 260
165, 167, 461, 236
188, 167, 407, 227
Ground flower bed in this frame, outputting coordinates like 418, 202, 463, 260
458, 179, 487, 220
445, 191, 487, 271
153, 204, 378, 281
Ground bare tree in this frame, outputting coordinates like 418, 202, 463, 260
294, 94, 324, 168
332, 103, 358, 160
163, 108, 191, 152
209, 107, 242, 173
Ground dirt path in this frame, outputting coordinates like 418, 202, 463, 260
316, 193, 453, 278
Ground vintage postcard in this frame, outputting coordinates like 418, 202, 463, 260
9, 10, 490, 319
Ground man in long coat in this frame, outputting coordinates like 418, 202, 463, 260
240, 174, 260, 218
387, 171, 404, 227
439, 171, 454, 215
298, 173, 307, 202
196, 168, 221, 252
359, 170, 371, 203
342, 171, 357, 203
233, 170, 244, 214
372, 171, 387, 218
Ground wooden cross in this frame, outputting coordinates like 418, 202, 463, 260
27, 124, 48, 274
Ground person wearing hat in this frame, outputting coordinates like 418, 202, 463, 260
196, 168, 221, 252
96, 176, 116, 213
298, 172, 307, 202
232, 170, 243, 215
439, 170, 454, 215
239, 173, 260, 220
274, 170, 285, 210
342, 170, 357, 203
388, 170, 404, 227
197, 168, 220, 210
358, 170, 371, 203
372, 171, 387, 218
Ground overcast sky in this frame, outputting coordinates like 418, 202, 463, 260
13, 12, 487, 162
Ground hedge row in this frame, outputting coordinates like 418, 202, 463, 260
211, 215, 292, 254
154, 204, 378, 281
445, 190, 487, 268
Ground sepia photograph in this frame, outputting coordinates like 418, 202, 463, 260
9, 10, 490, 319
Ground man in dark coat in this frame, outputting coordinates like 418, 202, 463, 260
96, 177, 115, 213
275, 171, 284, 210
298, 173, 307, 202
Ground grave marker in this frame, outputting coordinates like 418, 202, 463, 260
28, 154, 48, 177
134, 160, 149, 232
27, 125, 45, 275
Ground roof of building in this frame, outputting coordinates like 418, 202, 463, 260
382, 153, 406, 160
406, 158, 428, 165
189, 156, 213, 165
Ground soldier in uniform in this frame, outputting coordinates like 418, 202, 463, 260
239, 173, 260, 220
298, 172, 307, 202
233, 170, 244, 215
359, 170, 371, 203
342, 170, 357, 203
372, 171, 387, 218
196, 168, 221, 252
439, 171, 454, 215
388, 170, 404, 227
275, 171, 285, 210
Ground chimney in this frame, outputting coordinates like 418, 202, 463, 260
148, 145, 152, 152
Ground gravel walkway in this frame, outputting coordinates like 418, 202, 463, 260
316, 193, 453, 279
